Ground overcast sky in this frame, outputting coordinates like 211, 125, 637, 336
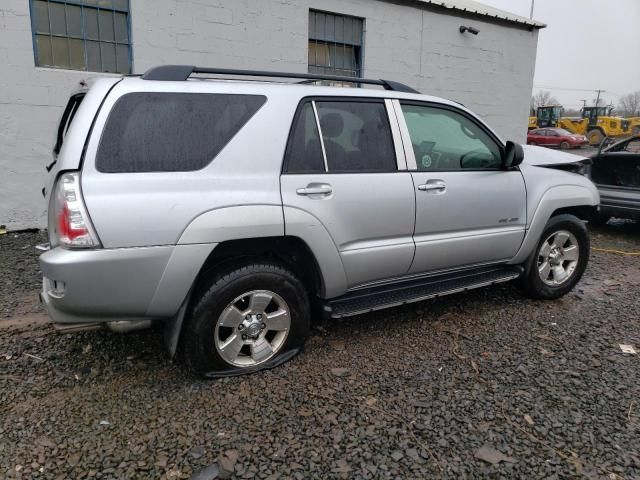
479, 0, 640, 110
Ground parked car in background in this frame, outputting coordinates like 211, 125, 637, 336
588, 135, 640, 221
38, 65, 599, 376
527, 128, 588, 149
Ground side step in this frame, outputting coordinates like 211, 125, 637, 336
326, 265, 523, 318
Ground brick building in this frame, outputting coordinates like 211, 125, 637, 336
0, 0, 543, 229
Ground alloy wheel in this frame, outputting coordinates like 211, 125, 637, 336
537, 230, 580, 286
214, 290, 291, 367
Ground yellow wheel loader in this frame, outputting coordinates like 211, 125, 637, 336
576, 106, 630, 145
628, 117, 640, 136
528, 105, 562, 130
529, 106, 630, 145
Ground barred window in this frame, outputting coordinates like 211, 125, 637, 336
30, 0, 131, 73
308, 10, 364, 78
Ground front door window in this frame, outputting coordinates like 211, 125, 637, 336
400, 104, 502, 171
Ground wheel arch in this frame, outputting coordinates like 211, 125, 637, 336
510, 183, 598, 265
163, 235, 327, 358
190, 236, 325, 302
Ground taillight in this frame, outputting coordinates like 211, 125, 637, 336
53, 173, 100, 248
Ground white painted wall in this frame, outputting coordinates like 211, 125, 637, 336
0, 0, 538, 230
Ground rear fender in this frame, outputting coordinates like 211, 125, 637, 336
177, 205, 284, 245
162, 205, 346, 356
282, 206, 347, 298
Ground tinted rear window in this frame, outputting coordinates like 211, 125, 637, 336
283, 102, 325, 174
96, 92, 266, 173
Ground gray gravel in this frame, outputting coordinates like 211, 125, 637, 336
1, 222, 639, 479
0, 230, 46, 319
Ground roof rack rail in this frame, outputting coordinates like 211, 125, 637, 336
141, 65, 420, 94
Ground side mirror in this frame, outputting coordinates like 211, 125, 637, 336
503, 141, 524, 168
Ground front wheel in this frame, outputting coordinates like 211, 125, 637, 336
520, 214, 589, 300
182, 262, 310, 376
560, 141, 570, 150
587, 129, 604, 146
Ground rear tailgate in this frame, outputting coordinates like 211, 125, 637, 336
43, 78, 121, 238
43, 79, 121, 199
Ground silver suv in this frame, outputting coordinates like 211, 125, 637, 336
39, 65, 599, 376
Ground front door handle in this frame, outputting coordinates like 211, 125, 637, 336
296, 183, 333, 196
417, 180, 446, 193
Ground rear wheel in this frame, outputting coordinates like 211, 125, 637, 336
520, 214, 589, 300
182, 262, 310, 376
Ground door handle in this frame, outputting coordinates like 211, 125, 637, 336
296, 183, 333, 196
417, 180, 446, 192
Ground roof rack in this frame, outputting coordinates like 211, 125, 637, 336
141, 65, 420, 94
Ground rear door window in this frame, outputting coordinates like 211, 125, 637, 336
96, 92, 266, 173
283, 102, 325, 173
316, 101, 396, 172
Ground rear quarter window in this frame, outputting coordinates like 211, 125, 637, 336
96, 92, 266, 173
54, 93, 85, 156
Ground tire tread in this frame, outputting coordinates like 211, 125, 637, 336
182, 261, 309, 376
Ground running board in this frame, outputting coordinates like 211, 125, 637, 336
325, 265, 523, 318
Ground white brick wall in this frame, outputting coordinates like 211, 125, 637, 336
0, 0, 538, 229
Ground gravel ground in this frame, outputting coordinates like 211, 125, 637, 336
0, 230, 46, 319
1, 223, 639, 479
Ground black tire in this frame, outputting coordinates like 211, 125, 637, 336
520, 214, 589, 300
182, 262, 310, 377
587, 128, 604, 146
560, 141, 570, 150
588, 212, 610, 225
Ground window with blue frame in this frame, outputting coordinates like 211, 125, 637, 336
30, 0, 131, 73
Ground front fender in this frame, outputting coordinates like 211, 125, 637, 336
510, 181, 599, 264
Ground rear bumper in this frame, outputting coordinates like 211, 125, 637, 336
39, 245, 174, 324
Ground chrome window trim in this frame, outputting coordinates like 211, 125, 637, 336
385, 99, 407, 171
311, 100, 329, 172
392, 99, 417, 170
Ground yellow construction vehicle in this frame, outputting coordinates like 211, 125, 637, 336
528, 105, 562, 130
628, 117, 640, 136
529, 105, 630, 145
567, 106, 631, 145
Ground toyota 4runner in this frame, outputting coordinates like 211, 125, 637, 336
38, 65, 599, 376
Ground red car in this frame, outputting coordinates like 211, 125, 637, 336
527, 128, 588, 149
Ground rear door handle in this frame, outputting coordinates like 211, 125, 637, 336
417, 180, 446, 192
296, 183, 333, 196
